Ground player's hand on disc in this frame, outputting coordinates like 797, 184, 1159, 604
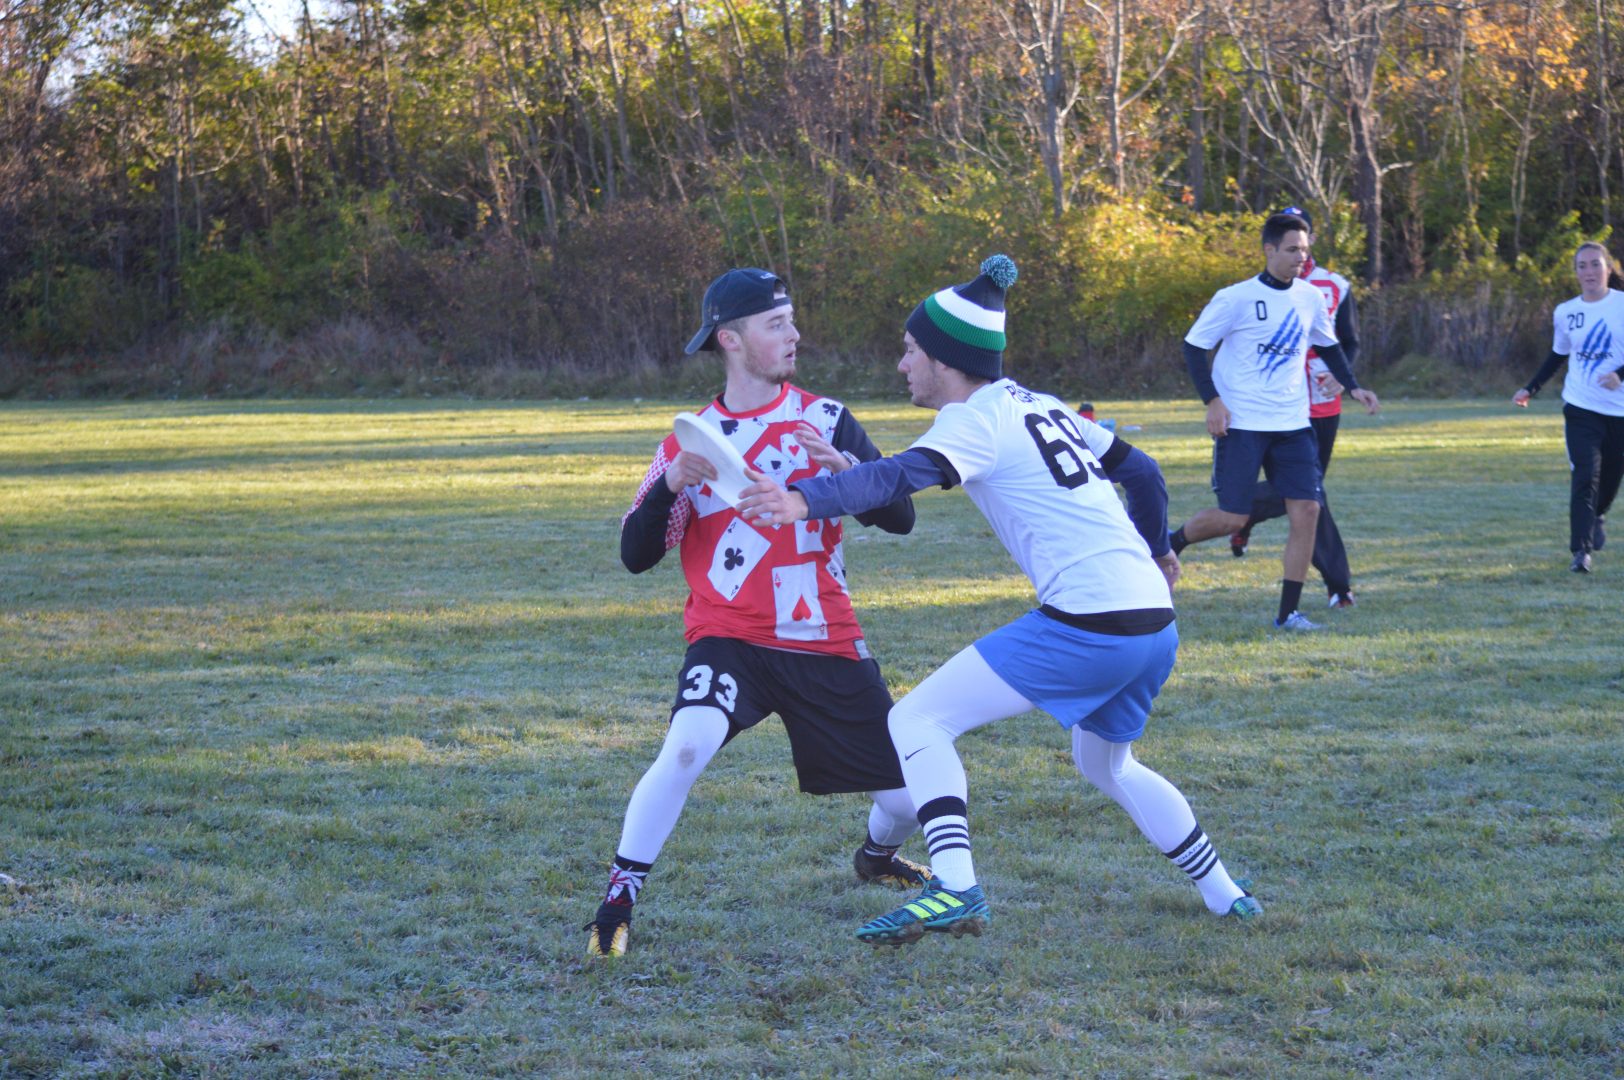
664, 450, 718, 493
737, 469, 809, 527
1350, 387, 1381, 415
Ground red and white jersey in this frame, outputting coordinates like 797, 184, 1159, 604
1303, 260, 1351, 417
623, 383, 870, 660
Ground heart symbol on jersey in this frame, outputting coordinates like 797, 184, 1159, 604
805, 519, 821, 534
791, 596, 812, 621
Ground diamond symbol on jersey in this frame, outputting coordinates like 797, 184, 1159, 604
720, 419, 739, 435
723, 547, 745, 570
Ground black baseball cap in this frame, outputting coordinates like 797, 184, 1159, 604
683, 268, 791, 355
1276, 205, 1314, 231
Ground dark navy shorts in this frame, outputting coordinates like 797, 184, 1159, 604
671, 637, 904, 795
1211, 427, 1322, 514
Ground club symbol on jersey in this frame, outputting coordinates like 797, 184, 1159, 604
1255, 309, 1305, 376
720, 419, 740, 435
822, 402, 840, 416
723, 547, 745, 570
1575, 320, 1615, 374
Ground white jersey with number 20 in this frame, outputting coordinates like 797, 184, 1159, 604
910, 379, 1172, 615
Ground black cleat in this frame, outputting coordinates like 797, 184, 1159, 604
854, 847, 935, 889
584, 902, 632, 959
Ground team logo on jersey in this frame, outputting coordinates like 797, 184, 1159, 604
1255, 309, 1305, 375
1575, 319, 1615, 373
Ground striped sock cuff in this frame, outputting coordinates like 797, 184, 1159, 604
1164, 824, 1220, 881
605, 853, 653, 905
918, 797, 971, 857
923, 815, 970, 857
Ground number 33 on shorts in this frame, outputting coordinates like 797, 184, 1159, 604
680, 663, 739, 713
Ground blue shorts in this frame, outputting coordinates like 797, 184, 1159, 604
972, 611, 1178, 743
1212, 427, 1322, 514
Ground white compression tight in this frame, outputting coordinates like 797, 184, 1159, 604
615, 705, 917, 864
888, 644, 1243, 912
1069, 728, 1196, 852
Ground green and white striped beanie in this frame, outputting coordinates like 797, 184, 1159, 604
905, 254, 1019, 380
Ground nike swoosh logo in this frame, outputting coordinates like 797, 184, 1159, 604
903, 747, 928, 761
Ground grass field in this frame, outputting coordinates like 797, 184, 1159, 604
1, 397, 1619, 1078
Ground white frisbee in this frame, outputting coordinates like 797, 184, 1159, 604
672, 412, 755, 507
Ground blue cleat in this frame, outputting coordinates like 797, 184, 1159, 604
856, 883, 990, 946
1228, 894, 1263, 919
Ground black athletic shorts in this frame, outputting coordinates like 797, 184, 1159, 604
1212, 427, 1322, 513
669, 636, 905, 795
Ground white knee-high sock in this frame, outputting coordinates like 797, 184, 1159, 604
615, 705, 729, 865
866, 787, 918, 848
887, 645, 1035, 891
1071, 728, 1245, 914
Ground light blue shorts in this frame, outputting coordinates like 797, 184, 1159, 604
972, 610, 1178, 743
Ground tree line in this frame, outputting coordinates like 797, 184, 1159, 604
1, 0, 1616, 395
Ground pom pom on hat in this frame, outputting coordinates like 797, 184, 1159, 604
980, 254, 1018, 290
906, 254, 1018, 381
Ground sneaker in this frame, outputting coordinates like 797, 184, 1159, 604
584, 902, 631, 959
1571, 551, 1592, 574
853, 846, 935, 889
855, 883, 990, 946
1229, 531, 1249, 558
1273, 610, 1322, 632
1327, 591, 1356, 609
1594, 517, 1607, 551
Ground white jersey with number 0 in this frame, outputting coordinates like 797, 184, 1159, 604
1552, 289, 1624, 417
910, 380, 1172, 615
1185, 276, 1339, 431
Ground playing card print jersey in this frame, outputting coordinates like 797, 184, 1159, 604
623, 383, 882, 660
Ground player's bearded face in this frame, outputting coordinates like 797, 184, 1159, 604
898, 333, 944, 409
735, 304, 799, 383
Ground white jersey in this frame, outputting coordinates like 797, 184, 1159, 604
1185, 275, 1339, 431
910, 380, 1172, 615
1552, 290, 1624, 417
